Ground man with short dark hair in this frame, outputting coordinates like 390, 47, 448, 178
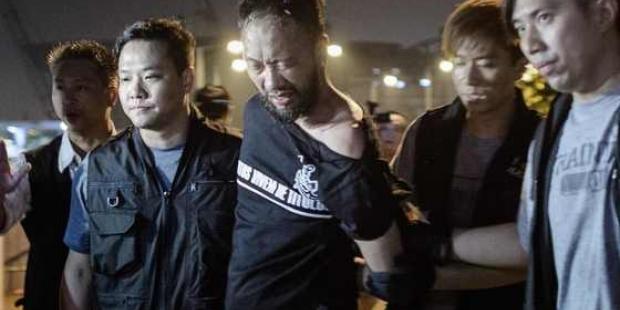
374, 111, 408, 160
0, 40, 117, 310
226, 1, 430, 309
506, 0, 620, 308
61, 18, 240, 310
194, 84, 241, 136
393, 0, 540, 308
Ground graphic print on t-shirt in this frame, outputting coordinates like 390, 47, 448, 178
554, 140, 616, 196
237, 159, 331, 219
293, 155, 319, 200
545, 95, 620, 310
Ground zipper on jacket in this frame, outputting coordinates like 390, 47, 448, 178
162, 190, 171, 310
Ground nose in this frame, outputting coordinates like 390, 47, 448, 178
262, 66, 285, 91
520, 25, 545, 56
60, 88, 77, 104
127, 78, 147, 99
461, 62, 482, 85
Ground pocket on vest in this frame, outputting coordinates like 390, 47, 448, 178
88, 181, 141, 212
90, 212, 140, 276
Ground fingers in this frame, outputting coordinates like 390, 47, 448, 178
0, 140, 9, 175
6, 162, 31, 193
0, 149, 30, 195
354, 256, 367, 266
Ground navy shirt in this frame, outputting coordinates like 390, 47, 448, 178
226, 97, 360, 309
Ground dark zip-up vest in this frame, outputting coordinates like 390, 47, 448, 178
86, 114, 240, 310
21, 135, 71, 310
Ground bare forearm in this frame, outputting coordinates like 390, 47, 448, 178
355, 221, 406, 273
451, 223, 527, 268
61, 252, 92, 310
433, 262, 526, 290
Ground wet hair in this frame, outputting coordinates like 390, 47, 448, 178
238, 0, 326, 41
194, 85, 231, 121
503, 0, 620, 39
114, 18, 195, 74
47, 40, 117, 89
442, 0, 523, 63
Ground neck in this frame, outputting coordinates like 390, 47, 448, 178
465, 93, 516, 139
68, 118, 114, 156
573, 70, 620, 103
574, 37, 620, 103
139, 107, 190, 150
296, 77, 346, 129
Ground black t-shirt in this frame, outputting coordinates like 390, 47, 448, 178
226, 96, 361, 310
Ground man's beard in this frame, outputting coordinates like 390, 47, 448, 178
260, 74, 318, 123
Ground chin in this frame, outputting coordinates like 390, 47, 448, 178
129, 118, 150, 129
63, 121, 84, 133
544, 73, 573, 92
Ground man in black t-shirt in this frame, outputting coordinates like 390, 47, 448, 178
226, 1, 427, 309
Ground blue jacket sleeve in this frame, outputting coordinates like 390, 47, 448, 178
63, 158, 91, 254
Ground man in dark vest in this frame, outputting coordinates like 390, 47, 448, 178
61, 19, 240, 309
392, 0, 540, 308
226, 1, 433, 309
0, 40, 117, 310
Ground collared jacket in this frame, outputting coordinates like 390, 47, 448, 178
86, 113, 240, 310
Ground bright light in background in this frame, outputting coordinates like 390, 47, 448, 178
226, 40, 244, 54
231, 59, 248, 72
419, 78, 432, 88
327, 44, 343, 57
6, 126, 20, 134
383, 75, 399, 87
60, 122, 68, 131
439, 60, 454, 73
396, 80, 406, 89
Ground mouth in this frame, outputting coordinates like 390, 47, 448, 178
63, 110, 81, 120
465, 94, 488, 100
268, 91, 295, 108
461, 88, 490, 101
131, 106, 153, 110
534, 60, 558, 76
128, 102, 155, 111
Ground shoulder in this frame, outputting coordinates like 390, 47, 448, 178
191, 120, 242, 174
243, 94, 264, 119
87, 129, 133, 165
400, 102, 455, 145
423, 100, 461, 123
321, 98, 367, 159
25, 134, 63, 161
24, 135, 64, 178
196, 119, 242, 151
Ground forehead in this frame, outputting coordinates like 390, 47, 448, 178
51, 59, 101, 82
118, 40, 173, 70
242, 16, 313, 55
454, 37, 510, 59
512, 0, 566, 20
